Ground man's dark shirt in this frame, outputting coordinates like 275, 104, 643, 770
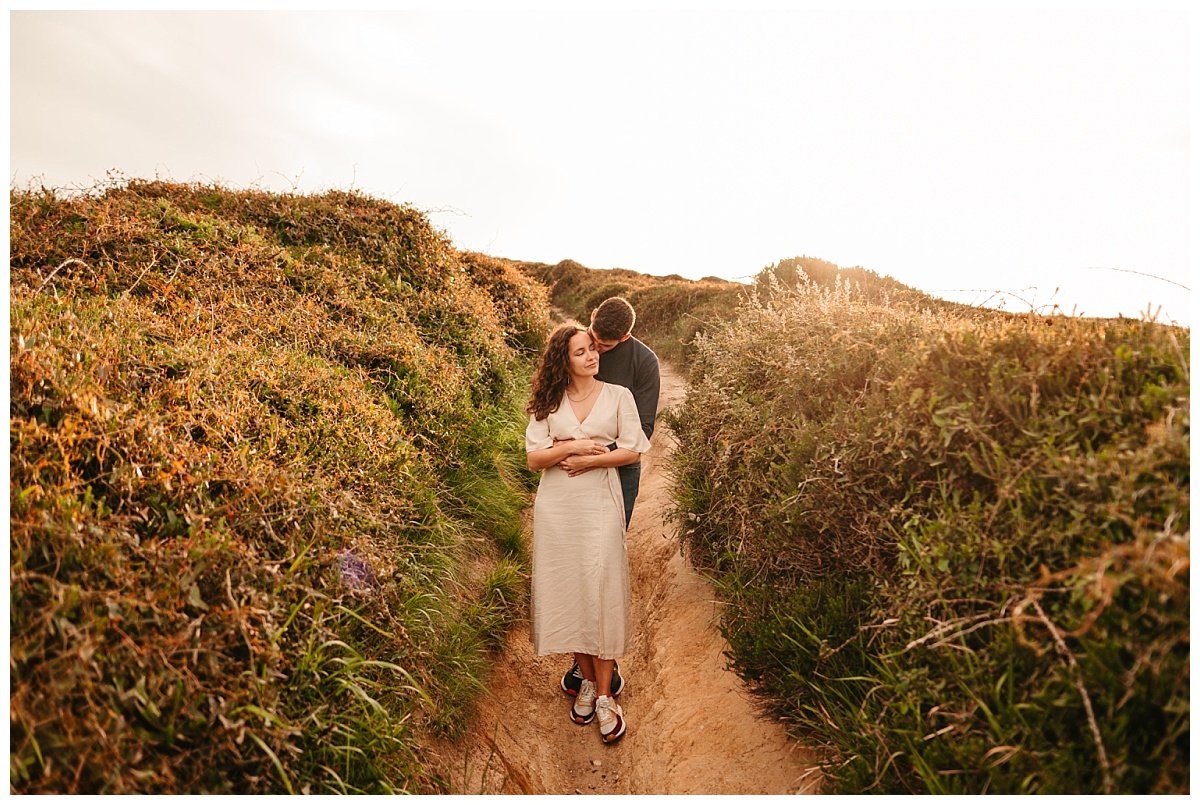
597, 335, 661, 441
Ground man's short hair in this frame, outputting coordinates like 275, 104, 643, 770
592, 297, 636, 340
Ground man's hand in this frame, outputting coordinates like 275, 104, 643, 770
554, 437, 608, 457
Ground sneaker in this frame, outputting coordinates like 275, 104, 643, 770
570, 679, 597, 725
596, 695, 626, 744
560, 662, 584, 696
561, 662, 624, 697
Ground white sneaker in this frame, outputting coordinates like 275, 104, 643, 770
596, 695, 626, 743
571, 679, 598, 725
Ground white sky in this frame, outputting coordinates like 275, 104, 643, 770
7, 6, 1194, 325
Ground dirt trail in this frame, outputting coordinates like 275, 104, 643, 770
436, 363, 821, 794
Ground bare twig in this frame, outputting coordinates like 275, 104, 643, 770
928, 617, 1022, 650
1166, 330, 1189, 383
905, 613, 995, 650
1084, 266, 1190, 291
119, 252, 161, 299
1029, 598, 1114, 794
36, 258, 91, 295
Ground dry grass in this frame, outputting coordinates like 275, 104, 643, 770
9, 180, 546, 793
667, 277, 1189, 793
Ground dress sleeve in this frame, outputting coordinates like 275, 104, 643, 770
525, 414, 552, 452
615, 387, 651, 453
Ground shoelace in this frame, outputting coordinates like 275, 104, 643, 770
595, 697, 619, 726
575, 680, 598, 708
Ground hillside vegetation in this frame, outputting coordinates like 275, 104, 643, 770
516, 258, 744, 366
522, 254, 1188, 792
518, 254, 985, 366
667, 273, 1189, 793
9, 181, 548, 793
12, 184, 1189, 795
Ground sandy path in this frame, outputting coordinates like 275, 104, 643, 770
434, 363, 821, 794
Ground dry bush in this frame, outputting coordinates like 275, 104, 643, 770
458, 252, 550, 356
668, 278, 1189, 793
10, 181, 541, 793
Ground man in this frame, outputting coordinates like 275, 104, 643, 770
560, 296, 661, 698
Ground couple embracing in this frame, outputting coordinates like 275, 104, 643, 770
524, 297, 661, 745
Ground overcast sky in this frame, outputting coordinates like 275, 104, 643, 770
8, 8, 1192, 325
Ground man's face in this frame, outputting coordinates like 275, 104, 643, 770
587, 327, 626, 354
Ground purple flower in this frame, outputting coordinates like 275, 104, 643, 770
337, 551, 377, 593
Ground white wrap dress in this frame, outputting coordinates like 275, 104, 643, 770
525, 382, 651, 659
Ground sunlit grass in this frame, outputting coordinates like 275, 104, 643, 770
668, 275, 1189, 794
8, 180, 547, 793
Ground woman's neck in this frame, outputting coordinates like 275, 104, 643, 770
568, 375, 598, 393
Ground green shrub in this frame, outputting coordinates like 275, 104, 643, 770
668, 279, 1189, 793
9, 181, 544, 793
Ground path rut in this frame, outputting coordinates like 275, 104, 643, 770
434, 362, 821, 794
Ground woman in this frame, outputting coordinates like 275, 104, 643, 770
525, 323, 650, 744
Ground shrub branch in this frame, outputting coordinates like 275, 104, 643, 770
1028, 598, 1114, 794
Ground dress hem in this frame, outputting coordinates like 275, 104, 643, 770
534, 646, 623, 661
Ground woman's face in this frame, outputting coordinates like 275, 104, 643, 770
566, 330, 599, 379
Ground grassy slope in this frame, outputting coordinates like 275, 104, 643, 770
514, 258, 745, 366
673, 282, 1189, 794
9, 181, 547, 793
515, 254, 991, 367
525, 256, 1190, 794
13, 188, 1188, 794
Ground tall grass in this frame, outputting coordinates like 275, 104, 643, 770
9, 181, 543, 793
668, 277, 1189, 793
517, 254, 977, 369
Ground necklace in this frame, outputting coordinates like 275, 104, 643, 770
567, 380, 600, 403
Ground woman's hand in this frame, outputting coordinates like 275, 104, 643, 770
551, 438, 608, 475
530, 438, 609, 472
559, 453, 597, 476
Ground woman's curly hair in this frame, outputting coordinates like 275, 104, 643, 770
527, 322, 587, 421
